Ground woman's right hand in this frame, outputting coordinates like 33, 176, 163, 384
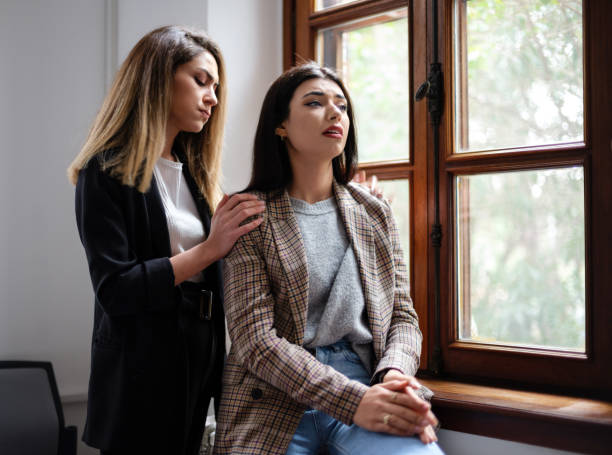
205, 193, 265, 261
170, 193, 264, 285
353, 380, 438, 437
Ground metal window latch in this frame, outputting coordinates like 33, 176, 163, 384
415, 80, 430, 101
415, 63, 443, 126
199, 290, 213, 320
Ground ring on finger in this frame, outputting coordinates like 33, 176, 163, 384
391, 392, 398, 402
383, 414, 392, 425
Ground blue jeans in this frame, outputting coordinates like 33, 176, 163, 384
286, 341, 444, 455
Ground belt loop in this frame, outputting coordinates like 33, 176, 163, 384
199, 290, 213, 320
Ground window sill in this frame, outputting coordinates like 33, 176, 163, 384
419, 378, 612, 454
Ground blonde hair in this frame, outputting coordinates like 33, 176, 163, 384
67, 25, 226, 208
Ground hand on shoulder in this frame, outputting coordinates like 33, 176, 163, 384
206, 193, 265, 260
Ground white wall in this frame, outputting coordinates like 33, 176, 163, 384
116, 0, 207, 65
1, 2, 106, 454
437, 429, 579, 455
0, 0, 106, 401
207, 0, 283, 192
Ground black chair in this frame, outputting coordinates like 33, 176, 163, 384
0, 361, 77, 455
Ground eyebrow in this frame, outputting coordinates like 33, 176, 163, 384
302, 90, 346, 100
197, 67, 219, 86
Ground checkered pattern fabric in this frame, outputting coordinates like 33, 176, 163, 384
213, 182, 423, 455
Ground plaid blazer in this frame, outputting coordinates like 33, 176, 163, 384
213, 181, 423, 455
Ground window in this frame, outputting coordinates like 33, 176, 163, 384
454, 0, 584, 152
285, 0, 611, 397
455, 167, 586, 352
442, 0, 609, 393
453, 0, 587, 359
317, 8, 409, 162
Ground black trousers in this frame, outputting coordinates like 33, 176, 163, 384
102, 319, 217, 455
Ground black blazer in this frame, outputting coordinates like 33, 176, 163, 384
75, 152, 225, 452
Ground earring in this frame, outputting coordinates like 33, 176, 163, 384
275, 127, 286, 141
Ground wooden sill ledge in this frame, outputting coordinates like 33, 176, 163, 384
419, 378, 612, 454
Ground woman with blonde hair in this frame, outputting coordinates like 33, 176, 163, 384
68, 25, 264, 455
214, 63, 442, 454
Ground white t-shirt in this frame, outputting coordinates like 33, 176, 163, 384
153, 156, 205, 282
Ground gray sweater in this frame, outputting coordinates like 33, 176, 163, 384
290, 196, 374, 373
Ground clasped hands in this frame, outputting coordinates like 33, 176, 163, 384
353, 369, 439, 444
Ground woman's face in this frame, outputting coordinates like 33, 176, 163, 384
280, 77, 350, 166
168, 50, 219, 134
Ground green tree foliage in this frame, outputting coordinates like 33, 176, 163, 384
460, 167, 585, 350
462, 0, 583, 151
455, 0, 586, 350
343, 14, 409, 162
377, 180, 410, 273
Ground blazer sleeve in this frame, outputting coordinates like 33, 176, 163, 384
223, 223, 369, 426
373, 200, 423, 380
75, 160, 176, 317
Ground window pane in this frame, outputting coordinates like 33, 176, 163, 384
317, 8, 409, 162
454, 0, 584, 152
456, 167, 585, 351
315, 0, 361, 11
377, 179, 410, 274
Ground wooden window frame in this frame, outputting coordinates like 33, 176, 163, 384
284, 0, 612, 400
439, 0, 611, 398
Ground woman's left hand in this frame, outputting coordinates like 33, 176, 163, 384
352, 170, 385, 199
382, 369, 439, 444
418, 424, 438, 444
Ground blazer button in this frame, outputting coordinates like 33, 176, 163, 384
251, 388, 263, 400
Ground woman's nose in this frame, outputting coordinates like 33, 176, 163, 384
328, 103, 341, 119
203, 88, 218, 107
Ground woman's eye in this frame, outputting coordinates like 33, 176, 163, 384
337, 104, 348, 112
195, 77, 205, 87
306, 100, 321, 107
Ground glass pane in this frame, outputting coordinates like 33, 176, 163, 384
456, 167, 585, 351
377, 179, 410, 274
454, 0, 584, 152
315, 0, 361, 11
317, 8, 409, 162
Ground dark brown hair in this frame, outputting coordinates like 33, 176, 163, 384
246, 62, 358, 192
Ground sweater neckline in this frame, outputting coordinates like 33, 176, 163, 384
290, 196, 337, 215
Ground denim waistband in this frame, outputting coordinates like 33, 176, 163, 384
306, 339, 352, 354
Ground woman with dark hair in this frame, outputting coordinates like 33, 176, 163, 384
68, 26, 264, 454
214, 63, 443, 454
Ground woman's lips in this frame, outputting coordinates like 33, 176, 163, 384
323, 125, 343, 138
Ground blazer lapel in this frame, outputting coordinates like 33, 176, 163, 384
268, 191, 310, 342
145, 174, 172, 258
334, 182, 384, 358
